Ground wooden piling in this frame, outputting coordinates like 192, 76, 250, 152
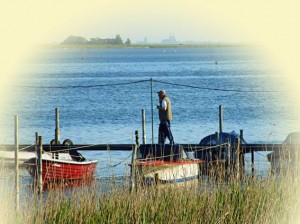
224, 138, 230, 178
34, 132, 38, 191
235, 137, 240, 181
55, 108, 60, 145
37, 136, 43, 194
150, 78, 154, 145
219, 105, 223, 134
240, 130, 245, 177
14, 115, 19, 213
251, 147, 255, 178
142, 109, 146, 144
215, 132, 220, 165
215, 132, 220, 145
130, 130, 139, 192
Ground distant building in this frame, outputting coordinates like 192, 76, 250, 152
161, 34, 178, 44
136, 37, 148, 44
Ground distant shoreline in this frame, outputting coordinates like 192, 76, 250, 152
40, 43, 252, 49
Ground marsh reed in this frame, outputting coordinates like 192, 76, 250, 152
1, 147, 299, 224
16, 163, 299, 224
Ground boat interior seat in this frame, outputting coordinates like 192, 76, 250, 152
69, 150, 86, 162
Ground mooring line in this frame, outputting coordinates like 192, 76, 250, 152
153, 79, 286, 93
16, 79, 149, 89
97, 153, 132, 170
15, 78, 287, 93
19, 144, 35, 151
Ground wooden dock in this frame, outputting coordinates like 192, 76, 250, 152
0, 143, 283, 153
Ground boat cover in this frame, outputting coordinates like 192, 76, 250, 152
195, 131, 246, 161
199, 131, 247, 145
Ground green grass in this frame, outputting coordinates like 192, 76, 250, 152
1, 152, 299, 224
18, 169, 300, 224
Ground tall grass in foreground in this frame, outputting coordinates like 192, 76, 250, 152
19, 167, 300, 224
1, 151, 299, 224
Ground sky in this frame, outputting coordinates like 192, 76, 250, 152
1, 0, 300, 133
0, 1, 300, 222
1, 0, 300, 82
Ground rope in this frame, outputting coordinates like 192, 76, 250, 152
15, 78, 286, 93
153, 79, 286, 93
98, 153, 132, 170
35, 144, 134, 167
187, 143, 229, 153
44, 143, 110, 153
15, 79, 149, 89
19, 144, 35, 151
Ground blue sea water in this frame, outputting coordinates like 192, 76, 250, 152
0, 46, 299, 178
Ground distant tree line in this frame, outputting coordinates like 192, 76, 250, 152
61, 34, 131, 45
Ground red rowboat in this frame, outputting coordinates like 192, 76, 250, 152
24, 150, 98, 182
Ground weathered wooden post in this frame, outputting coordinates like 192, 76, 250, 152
150, 78, 154, 145
55, 108, 60, 145
240, 129, 245, 177
215, 132, 220, 173
130, 130, 139, 192
14, 115, 19, 213
219, 105, 223, 134
142, 109, 146, 144
37, 136, 43, 194
35, 132, 39, 145
235, 137, 240, 181
215, 132, 220, 145
225, 138, 231, 179
251, 147, 255, 178
34, 132, 38, 191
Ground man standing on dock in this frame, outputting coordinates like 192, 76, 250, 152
157, 90, 174, 144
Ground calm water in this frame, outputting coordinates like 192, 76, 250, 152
0, 46, 299, 178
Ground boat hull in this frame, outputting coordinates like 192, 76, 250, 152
136, 160, 203, 184
24, 158, 98, 182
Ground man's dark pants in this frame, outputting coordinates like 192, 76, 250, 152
158, 120, 174, 144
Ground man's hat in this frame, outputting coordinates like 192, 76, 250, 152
157, 90, 166, 95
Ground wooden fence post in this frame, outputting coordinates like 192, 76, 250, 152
219, 105, 223, 134
142, 109, 146, 144
55, 108, 60, 145
240, 130, 245, 177
235, 137, 240, 181
215, 132, 220, 167
150, 78, 154, 145
251, 147, 255, 178
225, 138, 231, 179
14, 115, 19, 213
130, 131, 139, 192
37, 136, 43, 194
